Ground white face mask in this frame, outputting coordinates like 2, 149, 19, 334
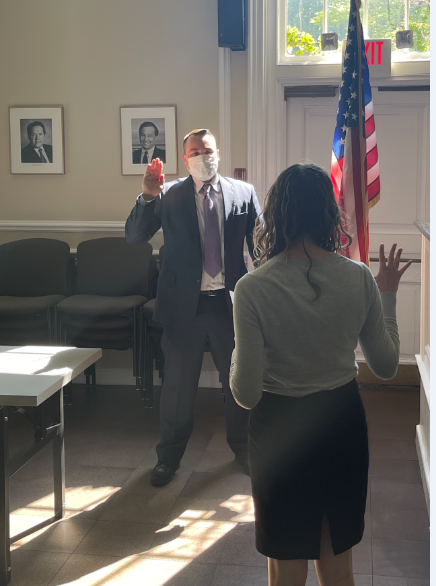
187, 154, 219, 182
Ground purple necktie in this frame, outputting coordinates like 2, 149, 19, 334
202, 184, 222, 278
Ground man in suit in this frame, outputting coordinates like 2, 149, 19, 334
132, 121, 166, 164
125, 128, 260, 486
21, 121, 53, 163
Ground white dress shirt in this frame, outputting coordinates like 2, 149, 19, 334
138, 174, 226, 291
140, 147, 155, 164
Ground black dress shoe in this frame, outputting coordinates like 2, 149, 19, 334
235, 453, 250, 476
150, 462, 180, 487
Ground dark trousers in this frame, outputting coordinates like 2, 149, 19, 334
156, 292, 249, 466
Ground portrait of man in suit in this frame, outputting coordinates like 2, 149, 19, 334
21, 120, 53, 163
126, 128, 261, 487
132, 120, 166, 164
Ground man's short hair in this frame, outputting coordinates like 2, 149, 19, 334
27, 121, 46, 139
183, 128, 215, 153
139, 121, 158, 136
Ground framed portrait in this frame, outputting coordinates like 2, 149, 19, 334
9, 106, 65, 174
120, 105, 177, 175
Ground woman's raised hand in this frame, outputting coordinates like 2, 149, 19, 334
141, 158, 165, 200
374, 243, 413, 293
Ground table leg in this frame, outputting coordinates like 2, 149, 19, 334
53, 390, 65, 520
0, 407, 11, 586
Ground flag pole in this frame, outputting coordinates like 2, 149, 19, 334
355, 0, 370, 266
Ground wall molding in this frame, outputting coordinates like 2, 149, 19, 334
416, 424, 430, 514
219, 47, 232, 178
247, 0, 269, 199
0, 221, 126, 233
73, 367, 222, 389
0, 220, 421, 237
416, 354, 430, 406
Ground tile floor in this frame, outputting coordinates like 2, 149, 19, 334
6, 383, 429, 586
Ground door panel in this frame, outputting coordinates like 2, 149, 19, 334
286, 89, 429, 363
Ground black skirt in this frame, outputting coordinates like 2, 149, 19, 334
248, 378, 369, 560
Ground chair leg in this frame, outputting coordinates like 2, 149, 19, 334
158, 344, 165, 381
140, 317, 147, 401
133, 306, 140, 392
85, 367, 91, 387
84, 363, 96, 388
144, 323, 154, 408
47, 306, 53, 344
53, 306, 59, 345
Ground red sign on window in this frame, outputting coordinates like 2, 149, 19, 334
344, 39, 391, 77
363, 39, 391, 76
365, 40, 385, 65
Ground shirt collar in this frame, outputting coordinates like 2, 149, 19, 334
192, 173, 221, 194
142, 146, 155, 155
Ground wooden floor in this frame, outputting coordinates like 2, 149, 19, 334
6, 383, 429, 586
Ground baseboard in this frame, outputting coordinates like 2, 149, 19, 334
356, 362, 420, 386
75, 363, 420, 389
73, 367, 222, 388
416, 425, 430, 515
73, 367, 136, 386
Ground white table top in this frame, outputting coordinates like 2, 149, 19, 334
0, 346, 102, 406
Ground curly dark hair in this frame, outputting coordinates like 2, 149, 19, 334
254, 163, 352, 299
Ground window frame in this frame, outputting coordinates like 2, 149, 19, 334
277, 0, 430, 66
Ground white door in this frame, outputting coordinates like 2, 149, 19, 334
286, 89, 429, 363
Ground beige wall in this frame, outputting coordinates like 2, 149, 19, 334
0, 0, 248, 374
0, 0, 223, 223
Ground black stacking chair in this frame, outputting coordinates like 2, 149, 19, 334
0, 238, 70, 345
140, 245, 213, 408
56, 237, 153, 391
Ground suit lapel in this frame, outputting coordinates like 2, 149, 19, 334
219, 175, 235, 253
219, 176, 235, 222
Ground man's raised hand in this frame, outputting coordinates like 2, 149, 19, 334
142, 158, 165, 200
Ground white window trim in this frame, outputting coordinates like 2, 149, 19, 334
219, 47, 232, 178
247, 0, 430, 202
277, 0, 430, 67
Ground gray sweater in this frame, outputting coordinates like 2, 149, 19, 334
230, 253, 399, 409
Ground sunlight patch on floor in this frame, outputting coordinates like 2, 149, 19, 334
10, 485, 121, 548
54, 555, 189, 586
24, 485, 120, 513
220, 494, 255, 523
9, 493, 255, 583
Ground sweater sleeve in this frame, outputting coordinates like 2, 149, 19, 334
358, 271, 400, 379
230, 276, 265, 409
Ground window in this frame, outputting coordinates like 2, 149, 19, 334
283, 0, 429, 61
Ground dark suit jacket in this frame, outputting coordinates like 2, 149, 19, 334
125, 175, 261, 327
21, 143, 53, 163
132, 146, 166, 164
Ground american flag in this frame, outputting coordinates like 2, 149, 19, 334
330, 0, 380, 265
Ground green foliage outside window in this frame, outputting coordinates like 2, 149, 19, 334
287, 25, 320, 55
286, 0, 430, 55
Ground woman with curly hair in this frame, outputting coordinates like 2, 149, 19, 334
230, 163, 411, 586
